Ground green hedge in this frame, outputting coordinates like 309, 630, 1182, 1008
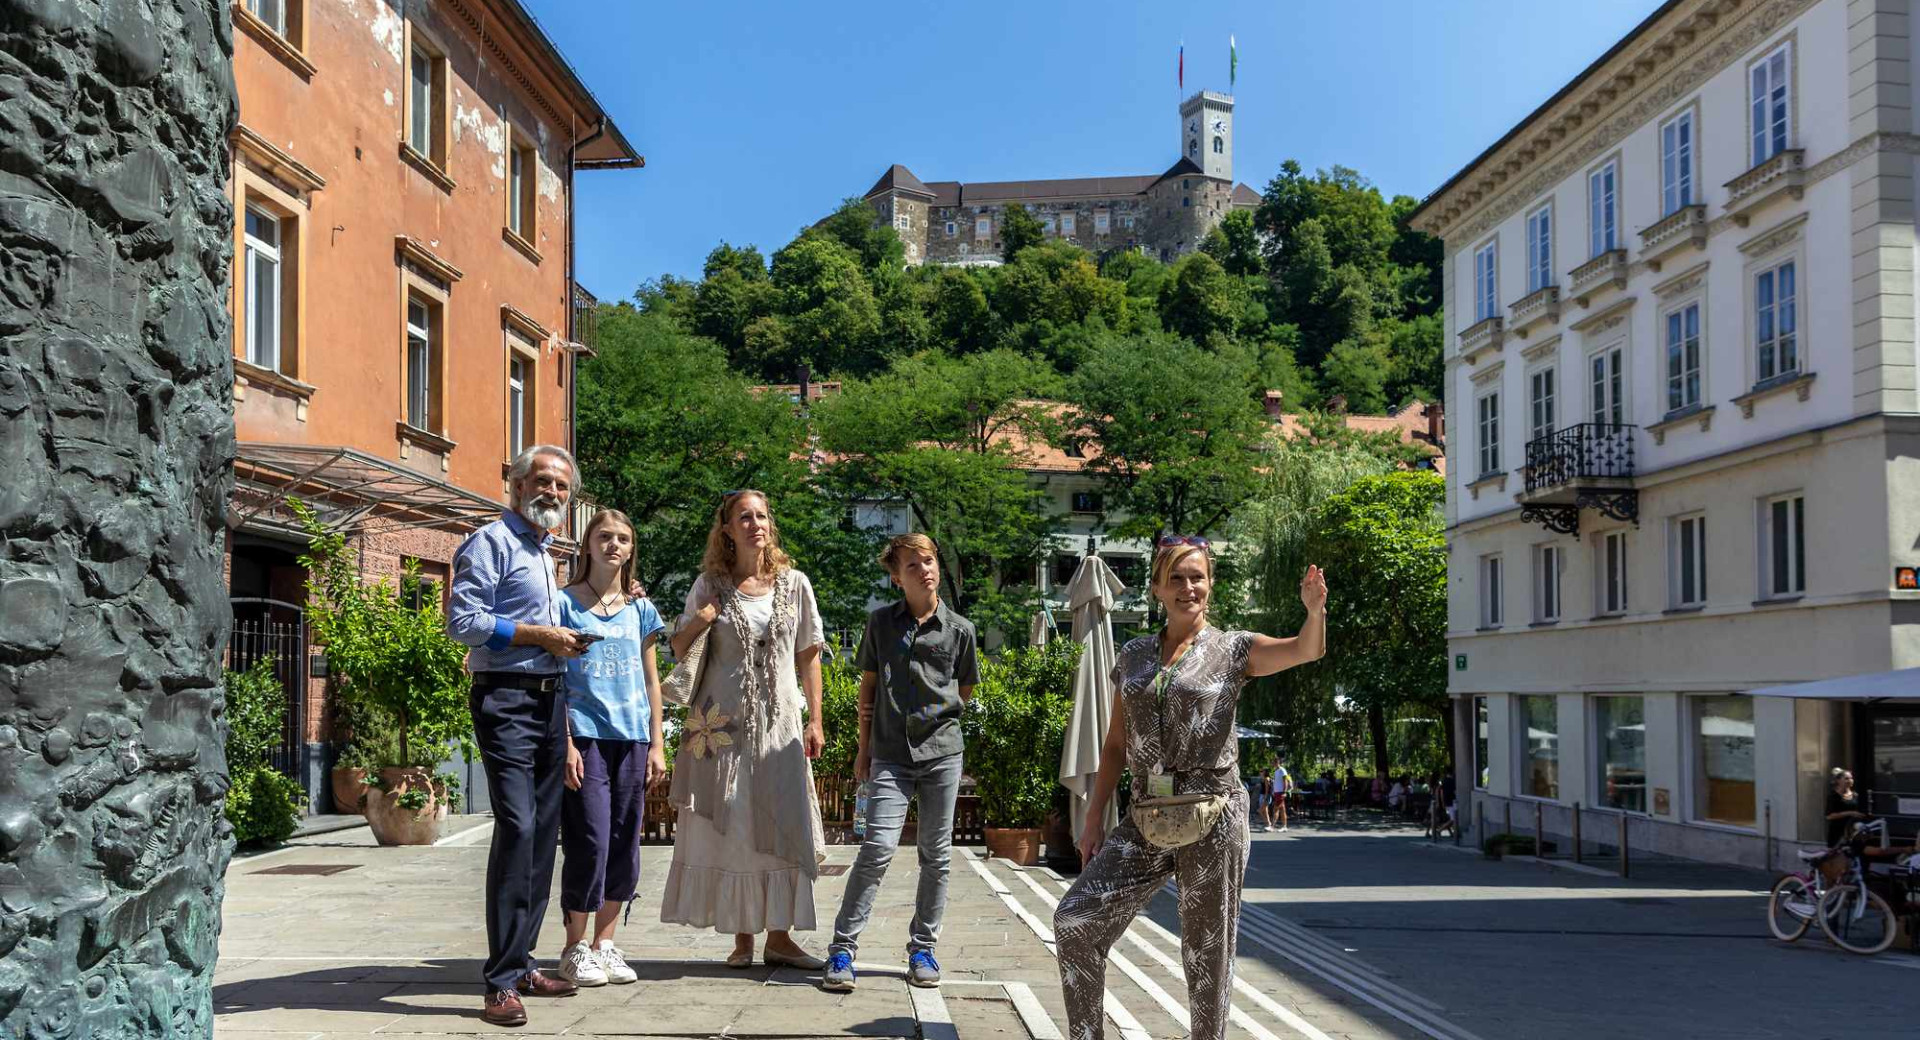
961, 641, 1078, 828
223, 659, 303, 846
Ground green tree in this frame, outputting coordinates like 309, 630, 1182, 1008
1320, 337, 1393, 414
998, 204, 1046, 261
768, 233, 883, 378
931, 266, 996, 354
1200, 209, 1263, 276
574, 305, 813, 609
1157, 252, 1238, 344
1301, 472, 1447, 775
813, 350, 1059, 636
1066, 331, 1269, 541
816, 197, 908, 274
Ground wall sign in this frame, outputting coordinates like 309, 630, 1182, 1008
1897, 567, 1918, 591
1455, 654, 1467, 672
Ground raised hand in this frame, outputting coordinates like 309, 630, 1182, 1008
1301, 565, 1328, 614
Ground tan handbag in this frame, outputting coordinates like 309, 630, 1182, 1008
1131, 792, 1232, 850
660, 621, 709, 707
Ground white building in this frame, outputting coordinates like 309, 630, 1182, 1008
1412, 0, 1920, 867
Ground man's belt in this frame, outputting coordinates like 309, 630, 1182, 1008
473, 671, 565, 693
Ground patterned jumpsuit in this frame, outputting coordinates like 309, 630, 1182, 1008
1053, 627, 1255, 1040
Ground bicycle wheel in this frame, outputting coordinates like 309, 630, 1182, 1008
1817, 884, 1897, 954
1767, 874, 1815, 942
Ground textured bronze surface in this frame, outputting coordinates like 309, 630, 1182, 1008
0, 0, 238, 1032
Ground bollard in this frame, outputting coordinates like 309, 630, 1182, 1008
1763, 801, 1773, 873
1535, 801, 1544, 859
1573, 802, 1583, 865
1505, 800, 1512, 844
1618, 810, 1630, 879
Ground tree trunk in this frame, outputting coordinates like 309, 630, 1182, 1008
1368, 703, 1390, 778
0, 1, 237, 1031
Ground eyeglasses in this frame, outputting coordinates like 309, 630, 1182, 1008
1156, 535, 1211, 549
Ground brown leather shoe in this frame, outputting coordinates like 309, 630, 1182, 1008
482, 989, 527, 1027
516, 969, 578, 998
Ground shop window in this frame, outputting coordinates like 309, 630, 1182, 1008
1595, 696, 1646, 813
1519, 695, 1559, 800
1693, 695, 1756, 827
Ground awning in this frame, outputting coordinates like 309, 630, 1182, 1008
231, 442, 505, 539
1746, 668, 1920, 702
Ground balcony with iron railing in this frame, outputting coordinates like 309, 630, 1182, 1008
1518, 423, 1639, 535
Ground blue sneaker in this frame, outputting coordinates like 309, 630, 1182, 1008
822, 950, 856, 992
907, 950, 940, 988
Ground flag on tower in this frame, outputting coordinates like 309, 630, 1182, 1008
1230, 35, 1237, 90
1178, 42, 1184, 91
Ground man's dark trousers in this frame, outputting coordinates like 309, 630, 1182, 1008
472, 680, 568, 993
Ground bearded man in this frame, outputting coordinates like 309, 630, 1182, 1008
448, 444, 592, 1026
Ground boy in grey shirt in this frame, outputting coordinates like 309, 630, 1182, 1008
822, 534, 979, 991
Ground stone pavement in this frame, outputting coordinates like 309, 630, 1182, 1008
216, 814, 1920, 1039
212, 816, 1421, 1039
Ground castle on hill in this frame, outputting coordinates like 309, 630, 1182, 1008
864, 91, 1260, 266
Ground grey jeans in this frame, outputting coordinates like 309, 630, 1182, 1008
829, 751, 964, 956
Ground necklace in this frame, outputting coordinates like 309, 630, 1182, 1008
586, 571, 624, 614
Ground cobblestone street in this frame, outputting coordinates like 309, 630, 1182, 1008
212, 817, 1920, 1039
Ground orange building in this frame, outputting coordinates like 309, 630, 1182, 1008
220, 0, 640, 809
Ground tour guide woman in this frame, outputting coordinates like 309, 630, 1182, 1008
1053, 537, 1327, 1040
662, 490, 829, 970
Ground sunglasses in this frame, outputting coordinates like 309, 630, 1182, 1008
1157, 535, 1211, 549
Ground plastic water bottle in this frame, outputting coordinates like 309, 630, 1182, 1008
853, 782, 872, 839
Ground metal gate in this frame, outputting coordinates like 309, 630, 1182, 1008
227, 597, 309, 787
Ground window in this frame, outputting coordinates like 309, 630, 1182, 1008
1094, 211, 1110, 235
1212, 135, 1224, 154
1474, 241, 1497, 322
1189, 139, 1198, 157
1070, 491, 1103, 514
944, 221, 956, 237
975, 215, 991, 238
1473, 697, 1489, 789
405, 34, 449, 172
1590, 346, 1624, 425
1665, 302, 1702, 412
1599, 530, 1628, 615
1122, 214, 1135, 230
508, 139, 537, 241
1519, 695, 1559, 800
1761, 494, 1806, 597
404, 295, 439, 431
1480, 554, 1504, 628
1181, 179, 1190, 190
1693, 696, 1756, 827
1529, 367, 1556, 442
1526, 204, 1552, 293
1103, 555, 1145, 591
1660, 110, 1695, 216
243, 206, 282, 372
247, 0, 286, 34
1755, 260, 1798, 382
894, 212, 911, 233
1050, 555, 1078, 589
1182, 197, 1190, 208
1671, 514, 1707, 608
1750, 43, 1791, 167
1041, 215, 1056, 234
508, 355, 529, 459
1588, 161, 1617, 256
1594, 696, 1646, 813
1061, 212, 1076, 236
1534, 544, 1562, 623
1476, 391, 1500, 478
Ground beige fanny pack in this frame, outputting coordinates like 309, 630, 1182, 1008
1132, 791, 1232, 850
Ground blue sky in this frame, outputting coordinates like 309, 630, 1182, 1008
530, 1, 1663, 300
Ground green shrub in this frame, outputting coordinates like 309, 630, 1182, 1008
222, 659, 303, 846
228, 765, 304, 846
961, 641, 1078, 828
814, 657, 861, 779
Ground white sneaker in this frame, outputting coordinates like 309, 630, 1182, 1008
560, 941, 608, 986
596, 940, 638, 984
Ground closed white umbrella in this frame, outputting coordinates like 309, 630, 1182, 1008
1029, 597, 1055, 648
1059, 555, 1124, 843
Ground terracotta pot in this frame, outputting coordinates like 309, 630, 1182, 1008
330, 766, 369, 814
363, 767, 445, 846
984, 826, 1043, 866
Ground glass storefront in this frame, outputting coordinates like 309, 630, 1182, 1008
1694, 695, 1756, 827
1595, 696, 1646, 813
1520, 695, 1559, 800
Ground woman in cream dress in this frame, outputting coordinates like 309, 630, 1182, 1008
664, 490, 829, 969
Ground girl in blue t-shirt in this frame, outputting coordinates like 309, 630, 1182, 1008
555, 508, 664, 988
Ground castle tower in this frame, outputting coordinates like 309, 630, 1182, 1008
1179, 91, 1233, 182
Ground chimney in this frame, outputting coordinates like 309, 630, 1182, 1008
1262, 389, 1284, 419
1426, 401, 1444, 446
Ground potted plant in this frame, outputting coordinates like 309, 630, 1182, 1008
961, 642, 1076, 865
296, 502, 474, 845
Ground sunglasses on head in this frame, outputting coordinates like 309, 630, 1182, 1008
1157, 535, 1211, 549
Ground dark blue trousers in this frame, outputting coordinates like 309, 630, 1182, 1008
471, 682, 568, 993
560, 737, 649, 912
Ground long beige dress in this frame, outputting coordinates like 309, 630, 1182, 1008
660, 569, 827, 933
